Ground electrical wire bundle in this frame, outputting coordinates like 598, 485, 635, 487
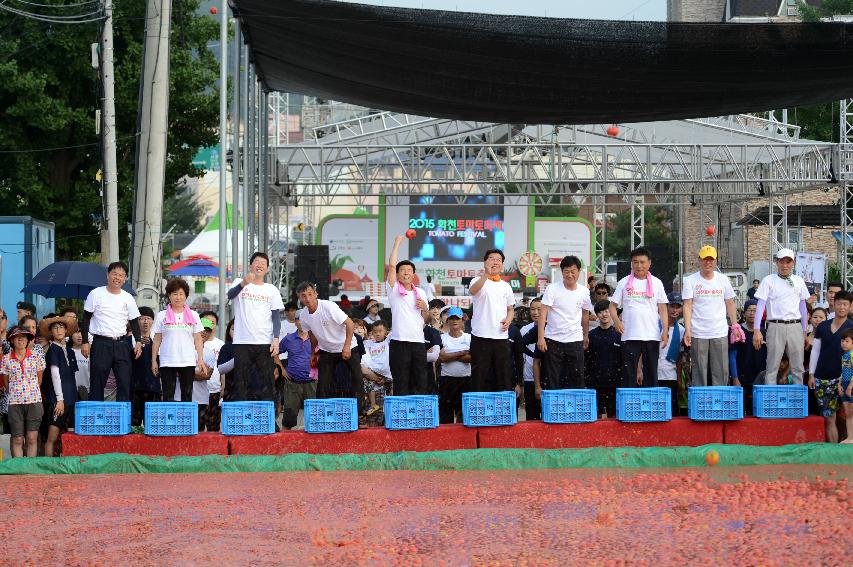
0, 0, 106, 25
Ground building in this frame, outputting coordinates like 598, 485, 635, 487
667, 1, 823, 22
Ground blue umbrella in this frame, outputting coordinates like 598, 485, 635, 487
21, 261, 136, 299
169, 264, 222, 277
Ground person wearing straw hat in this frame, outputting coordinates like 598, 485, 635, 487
753, 248, 810, 384
0, 326, 45, 457
40, 316, 79, 456
682, 245, 740, 386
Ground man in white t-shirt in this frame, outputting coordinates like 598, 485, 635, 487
469, 249, 516, 392
609, 247, 669, 388
753, 248, 810, 384
438, 307, 471, 423
537, 256, 593, 389
226, 252, 285, 401
682, 246, 738, 386
80, 261, 142, 402
297, 281, 364, 415
386, 235, 431, 395
657, 292, 685, 416
279, 302, 299, 340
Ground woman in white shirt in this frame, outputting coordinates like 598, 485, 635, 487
152, 278, 207, 402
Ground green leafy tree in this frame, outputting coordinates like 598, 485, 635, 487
0, 0, 220, 260
604, 205, 679, 273
794, 1, 853, 142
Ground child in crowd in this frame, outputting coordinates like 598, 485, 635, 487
586, 300, 622, 418
657, 292, 685, 416
0, 326, 46, 457
839, 329, 853, 443
130, 307, 159, 427
777, 354, 794, 385
438, 307, 471, 423
42, 317, 79, 456
71, 330, 90, 401
361, 321, 392, 416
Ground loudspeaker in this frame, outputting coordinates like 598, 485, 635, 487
294, 245, 330, 300
616, 260, 630, 282
646, 245, 675, 293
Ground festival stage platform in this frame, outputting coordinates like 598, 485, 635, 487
60, 416, 826, 457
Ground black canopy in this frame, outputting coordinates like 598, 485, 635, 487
230, 0, 853, 124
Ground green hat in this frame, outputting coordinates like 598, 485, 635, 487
200, 317, 214, 330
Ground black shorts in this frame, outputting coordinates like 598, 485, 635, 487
41, 402, 75, 436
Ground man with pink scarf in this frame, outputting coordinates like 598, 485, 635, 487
386, 235, 431, 395
609, 247, 669, 387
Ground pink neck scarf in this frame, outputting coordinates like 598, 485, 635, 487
626, 272, 655, 298
165, 304, 197, 325
396, 282, 422, 309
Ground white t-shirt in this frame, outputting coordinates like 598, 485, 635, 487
152, 309, 204, 367
204, 337, 225, 393
386, 282, 426, 343
520, 322, 535, 382
541, 281, 593, 343
362, 338, 391, 379
682, 271, 735, 339
657, 323, 685, 381
279, 319, 298, 341
755, 273, 809, 320
611, 275, 668, 342
440, 332, 471, 377
470, 277, 515, 339
73, 347, 90, 390
230, 278, 285, 345
84, 286, 141, 338
173, 377, 210, 405
299, 300, 354, 353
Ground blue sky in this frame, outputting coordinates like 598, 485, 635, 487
343, 0, 667, 20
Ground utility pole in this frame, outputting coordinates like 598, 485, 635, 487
101, 0, 119, 265
130, 0, 172, 310
217, 0, 228, 334
231, 19, 242, 279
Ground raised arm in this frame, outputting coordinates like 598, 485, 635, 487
387, 235, 405, 287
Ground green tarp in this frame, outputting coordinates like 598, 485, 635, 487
1, 444, 851, 475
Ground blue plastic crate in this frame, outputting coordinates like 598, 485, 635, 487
304, 398, 358, 433
221, 401, 275, 435
541, 389, 597, 423
688, 386, 743, 421
462, 391, 517, 427
144, 402, 199, 436
616, 388, 672, 422
753, 385, 808, 418
384, 395, 439, 430
74, 401, 131, 436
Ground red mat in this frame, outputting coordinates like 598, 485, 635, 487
62, 432, 229, 457
724, 416, 826, 445
229, 424, 478, 455
477, 418, 725, 449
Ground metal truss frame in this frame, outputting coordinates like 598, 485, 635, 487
840, 99, 853, 290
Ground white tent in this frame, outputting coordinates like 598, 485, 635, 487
179, 205, 251, 272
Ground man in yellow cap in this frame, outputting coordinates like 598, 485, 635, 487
682, 245, 739, 386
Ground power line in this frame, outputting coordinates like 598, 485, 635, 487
0, 0, 106, 24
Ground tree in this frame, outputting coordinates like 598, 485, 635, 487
604, 205, 679, 273
794, 2, 853, 142
0, 0, 221, 260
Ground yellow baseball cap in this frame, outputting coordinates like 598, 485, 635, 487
698, 245, 717, 259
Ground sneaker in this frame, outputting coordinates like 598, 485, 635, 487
365, 405, 381, 416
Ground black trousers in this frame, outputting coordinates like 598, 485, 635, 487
523, 381, 541, 420
131, 390, 159, 426
622, 340, 661, 388
89, 336, 133, 402
389, 340, 428, 395
660, 380, 680, 417
544, 339, 585, 389
438, 375, 468, 424
232, 344, 276, 401
470, 335, 510, 392
159, 366, 194, 402
594, 386, 617, 418
317, 347, 364, 414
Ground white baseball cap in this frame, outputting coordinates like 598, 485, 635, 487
775, 248, 796, 260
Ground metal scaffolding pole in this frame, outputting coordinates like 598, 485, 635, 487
630, 192, 644, 250
259, 90, 269, 253
840, 99, 853, 289
593, 190, 606, 278
231, 19, 241, 279
245, 65, 256, 259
